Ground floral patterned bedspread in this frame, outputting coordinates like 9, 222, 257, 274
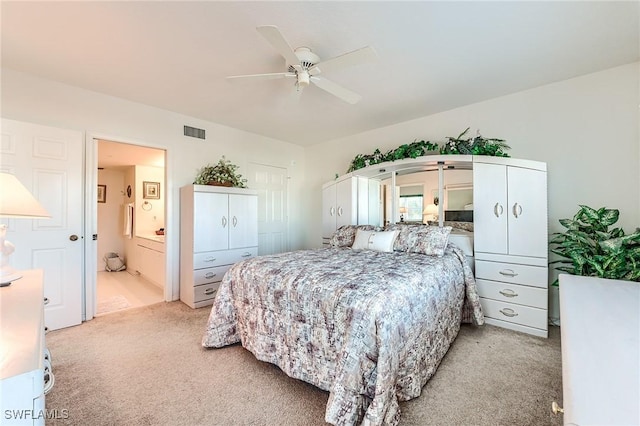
202, 246, 483, 425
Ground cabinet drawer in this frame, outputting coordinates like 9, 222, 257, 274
194, 282, 221, 303
193, 265, 231, 286
194, 247, 258, 269
475, 260, 547, 288
477, 279, 547, 309
480, 298, 547, 330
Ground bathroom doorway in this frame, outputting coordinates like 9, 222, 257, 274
96, 139, 166, 316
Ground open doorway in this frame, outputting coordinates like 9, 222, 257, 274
95, 139, 166, 316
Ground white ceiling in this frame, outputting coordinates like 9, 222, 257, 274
2, 1, 638, 147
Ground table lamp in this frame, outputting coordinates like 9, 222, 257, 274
399, 207, 407, 222
423, 203, 439, 221
0, 172, 50, 286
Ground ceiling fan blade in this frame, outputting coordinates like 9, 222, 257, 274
226, 72, 295, 82
309, 46, 377, 75
310, 76, 362, 104
256, 25, 301, 66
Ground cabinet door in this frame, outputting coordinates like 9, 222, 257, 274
194, 192, 229, 252
322, 183, 337, 238
473, 163, 508, 254
228, 194, 258, 249
336, 178, 357, 229
507, 167, 548, 258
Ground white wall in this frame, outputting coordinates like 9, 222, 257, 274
304, 62, 640, 249
1, 68, 307, 301
135, 165, 165, 238
97, 168, 126, 271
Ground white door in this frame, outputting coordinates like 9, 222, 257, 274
507, 167, 548, 258
247, 163, 289, 255
228, 194, 258, 249
0, 118, 83, 330
473, 162, 508, 255
193, 191, 228, 252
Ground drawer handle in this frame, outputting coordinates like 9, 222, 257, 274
204, 288, 216, 296
330, 207, 335, 217
222, 216, 227, 228
499, 269, 518, 277
44, 326, 49, 334
44, 297, 50, 305
499, 308, 518, 318
499, 289, 518, 298
44, 371, 55, 395
204, 257, 216, 263
232, 216, 238, 227
204, 272, 216, 279
241, 252, 252, 257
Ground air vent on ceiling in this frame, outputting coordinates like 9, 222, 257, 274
184, 125, 205, 140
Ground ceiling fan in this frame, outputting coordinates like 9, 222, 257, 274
227, 26, 377, 104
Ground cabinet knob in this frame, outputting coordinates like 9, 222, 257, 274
493, 203, 503, 217
512, 202, 523, 218
232, 216, 238, 227
222, 216, 227, 228
551, 401, 564, 414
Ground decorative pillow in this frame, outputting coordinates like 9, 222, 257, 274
405, 226, 452, 256
329, 225, 378, 248
352, 229, 399, 253
384, 224, 424, 252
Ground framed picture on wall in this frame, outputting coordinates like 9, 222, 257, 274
97, 185, 106, 203
143, 181, 160, 199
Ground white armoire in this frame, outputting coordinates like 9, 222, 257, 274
473, 157, 548, 337
180, 185, 258, 308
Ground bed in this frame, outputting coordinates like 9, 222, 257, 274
202, 225, 484, 425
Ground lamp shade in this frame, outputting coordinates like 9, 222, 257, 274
399, 207, 407, 214
0, 173, 50, 218
423, 204, 438, 215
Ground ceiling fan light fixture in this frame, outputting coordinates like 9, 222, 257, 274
297, 70, 310, 87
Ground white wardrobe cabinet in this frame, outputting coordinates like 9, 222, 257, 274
473, 157, 548, 337
322, 176, 380, 245
180, 185, 258, 308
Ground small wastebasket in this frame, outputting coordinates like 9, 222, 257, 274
104, 252, 126, 272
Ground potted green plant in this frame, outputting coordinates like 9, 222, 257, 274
549, 205, 640, 285
193, 156, 247, 188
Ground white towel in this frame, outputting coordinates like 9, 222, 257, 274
123, 203, 134, 238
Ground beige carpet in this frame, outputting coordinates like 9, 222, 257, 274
95, 295, 131, 316
45, 301, 563, 425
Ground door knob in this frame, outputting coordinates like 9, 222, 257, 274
69, 234, 78, 241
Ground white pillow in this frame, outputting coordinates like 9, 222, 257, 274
352, 229, 399, 253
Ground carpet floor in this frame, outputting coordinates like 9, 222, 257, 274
44, 301, 563, 425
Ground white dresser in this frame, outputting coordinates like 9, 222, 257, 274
0, 270, 52, 425
473, 157, 549, 337
559, 274, 639, 425
180, 185, 258, 308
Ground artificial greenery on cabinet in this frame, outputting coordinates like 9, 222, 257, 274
193, 156, 248, 188
346, 127, 510, 173
549, 205, 640, 284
